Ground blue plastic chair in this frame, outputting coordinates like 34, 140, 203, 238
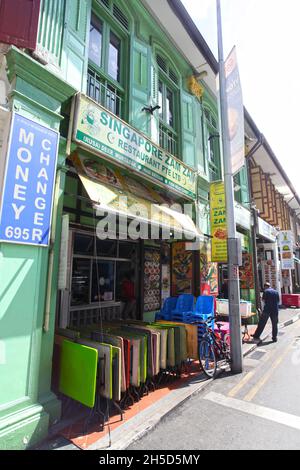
195, 313, 215, 340
155, 297, 178, 321
191, 296, 215, 339
171, 294, 195, 322
193, 295, 214, 317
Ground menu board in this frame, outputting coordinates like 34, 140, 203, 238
263, 261, 277, 289
239, 253, 254, 289
143, 248, 161, 312
161, 244, 171, 305
199, 240, 218, 295
278, 230, 294, 270
171, 242, 193, 295
282, 269, 291, 288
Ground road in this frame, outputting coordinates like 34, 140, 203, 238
129, 320, 300, 450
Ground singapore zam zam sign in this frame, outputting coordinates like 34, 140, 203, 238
73, 94, 197, 199
0, 114, 59, 246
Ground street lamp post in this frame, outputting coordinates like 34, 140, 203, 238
216, 0, 243, 373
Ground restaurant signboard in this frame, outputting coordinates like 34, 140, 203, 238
73, 94, 196, 199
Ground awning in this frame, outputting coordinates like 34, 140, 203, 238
79, 174, 201, 240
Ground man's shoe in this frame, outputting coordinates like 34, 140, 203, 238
252, 337, 261, 344
272, 338, 277, 343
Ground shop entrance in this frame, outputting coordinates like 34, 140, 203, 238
57, 230, 199, 328
50, 158, 201, 447
256, 241, 281, 293
58, 230, 141, 327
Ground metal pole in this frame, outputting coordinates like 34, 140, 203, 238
216, 0, 243, 373
245, 152, 262, 315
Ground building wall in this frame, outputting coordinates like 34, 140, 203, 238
0, 46, 75, 450
0, 0, 222, 449
35, 0, 221, 181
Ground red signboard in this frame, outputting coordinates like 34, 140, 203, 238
0, 0, 40, 50
282, 294, 300, 308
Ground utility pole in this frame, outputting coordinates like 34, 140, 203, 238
216, 0, 243, 373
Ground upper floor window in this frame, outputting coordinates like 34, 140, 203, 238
89, 14, 103, 67
108, 31, 121, 81
156, 53, 179, 157
87, 6, 128, 118
158, 81, 174, 128
208, 134, 219, 166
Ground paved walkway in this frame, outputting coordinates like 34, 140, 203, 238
242, 307, 300, 356
36, 307, 300, 450
129, 317, 300, 450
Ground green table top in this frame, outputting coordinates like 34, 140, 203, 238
59, 340, 98, 408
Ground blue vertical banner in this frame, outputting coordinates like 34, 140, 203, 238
0, 113, 59, 246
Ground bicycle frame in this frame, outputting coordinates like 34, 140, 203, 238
204, 327, 230, 361
194, 319, 231, 363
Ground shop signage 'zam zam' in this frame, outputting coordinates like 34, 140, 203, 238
73, 94, 196, 199
210, 181, 228, 262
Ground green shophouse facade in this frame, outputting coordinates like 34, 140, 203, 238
0, 0, 225, 449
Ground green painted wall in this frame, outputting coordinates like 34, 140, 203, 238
0, 47, 75, 450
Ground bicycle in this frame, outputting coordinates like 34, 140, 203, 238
193, 316, 231, 379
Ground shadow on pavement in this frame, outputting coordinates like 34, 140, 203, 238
258, 340, 275, 347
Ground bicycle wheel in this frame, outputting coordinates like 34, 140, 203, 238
224, 333, 230, 350
223, 333, 231, 359
198, 338, 217, 378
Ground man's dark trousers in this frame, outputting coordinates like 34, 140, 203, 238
254, 309, 278, 340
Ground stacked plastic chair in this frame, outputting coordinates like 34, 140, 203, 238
171, 294, 195, 322
190, 296, 215, 341
155, 297, 178, 321
156, 295, 215, 345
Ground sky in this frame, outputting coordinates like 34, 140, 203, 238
181, 0, 300, 194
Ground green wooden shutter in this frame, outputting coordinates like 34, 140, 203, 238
129, 38, 151, 136
194, 99, 205, 173
36, 0, 65, 70
234, 173, 242, 203
61, 0, 91, 91
181, 91, 196, 168
239, 166, 249, 204
201, 107, 209, 177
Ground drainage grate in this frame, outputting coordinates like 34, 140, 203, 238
250, 350, 267, 360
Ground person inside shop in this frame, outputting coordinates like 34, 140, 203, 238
220, 279, 229, 299
252, 282, 280, 344
121, 269, 136, 319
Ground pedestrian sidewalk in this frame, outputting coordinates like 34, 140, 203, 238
36, 307, 300, 451
242, 307, 300, 356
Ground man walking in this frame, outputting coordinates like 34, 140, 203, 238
252, 283, 280, 344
